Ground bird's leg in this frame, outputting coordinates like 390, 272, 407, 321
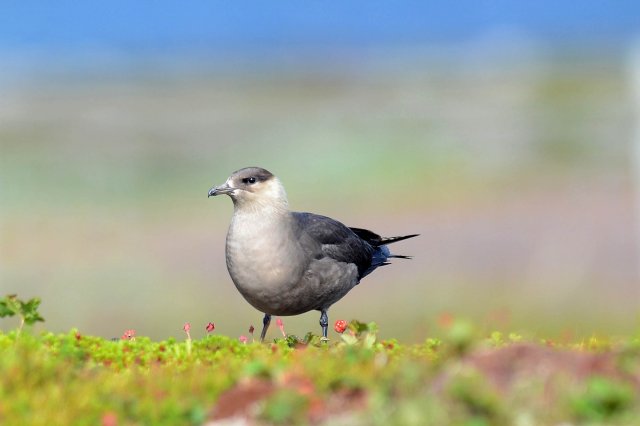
319, 309, 329, 341
259, 313, 271, 342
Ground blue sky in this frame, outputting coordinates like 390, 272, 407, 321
1, 1, 638, 52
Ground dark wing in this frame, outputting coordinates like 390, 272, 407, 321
291, 212, 375, 280
348, 227, 385, 246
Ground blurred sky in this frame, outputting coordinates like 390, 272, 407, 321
0, 1, 639, 52
1, 2, 639, 340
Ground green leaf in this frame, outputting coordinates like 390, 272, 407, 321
0, 294, 20, 317
363, 332, 377, 349
23, 297, 41, 313
0, 300, 15, 318
24, 311, 45, 326
284, 335, 299, 348
348, 320, 369, 335
21, 298, 45, 325
341, 333, 359, 345
366, 321, 379, 334
0, 295, 45, 326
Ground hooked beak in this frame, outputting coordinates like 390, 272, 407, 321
208, 182, 234, 197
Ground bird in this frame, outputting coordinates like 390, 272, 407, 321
208, 167, 418, 341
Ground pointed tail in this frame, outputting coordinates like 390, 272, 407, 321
349, 227, 419, 247
379, 234, 420, 246
358, 232, 418, 279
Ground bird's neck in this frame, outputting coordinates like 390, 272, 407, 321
228, 199, 294, 257
232, 197, 289, 218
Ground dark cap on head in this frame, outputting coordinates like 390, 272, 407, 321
231, 167, 274, 183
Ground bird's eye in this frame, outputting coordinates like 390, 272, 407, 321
242, 177, 257, 184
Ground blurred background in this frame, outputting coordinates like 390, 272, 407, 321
1, 1, 639, 341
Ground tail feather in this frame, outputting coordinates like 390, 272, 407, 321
350, 228, 418, 280
388, 254, 413, 259
380, 234, 420, 245
359, 242, 415, 279
349, 227, 419, 247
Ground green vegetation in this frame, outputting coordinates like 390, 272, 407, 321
1, 298, 638, 425
0, 294, 45, 334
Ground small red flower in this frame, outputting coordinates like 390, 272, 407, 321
101, 411, 118, 426
121, 329, 136, 340
239, 335, 248, 344
249, 325, 255, 335
206, 322, 215, 333
183, 323, 192, 341
334, 320, 348, 334
276, 317, 286, 337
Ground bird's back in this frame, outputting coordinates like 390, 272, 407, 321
291, 212, 417, 281
291, 212, 375, 279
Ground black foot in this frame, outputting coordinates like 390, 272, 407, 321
260, 313, 271, 342
319, 309, 329, 341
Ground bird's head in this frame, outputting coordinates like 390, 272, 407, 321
208, 167, 288, 212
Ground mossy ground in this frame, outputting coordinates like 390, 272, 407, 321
1, 321, 639, 425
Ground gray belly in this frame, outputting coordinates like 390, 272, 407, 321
226, 233, 359, 315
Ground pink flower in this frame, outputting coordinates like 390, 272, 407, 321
276, 317, 286, 337
121, 329, 136, 340
334, 320, 348, 334
101, 411, 118, 426
206, 322, 215, 333
183, 323, 192, 342
239, 335, 248, 344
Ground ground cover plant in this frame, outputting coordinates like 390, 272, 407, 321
1, 295, 639, 425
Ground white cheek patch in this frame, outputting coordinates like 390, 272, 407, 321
226, 178, 237, 195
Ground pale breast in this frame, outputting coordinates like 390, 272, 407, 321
225, 212, 306, 311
